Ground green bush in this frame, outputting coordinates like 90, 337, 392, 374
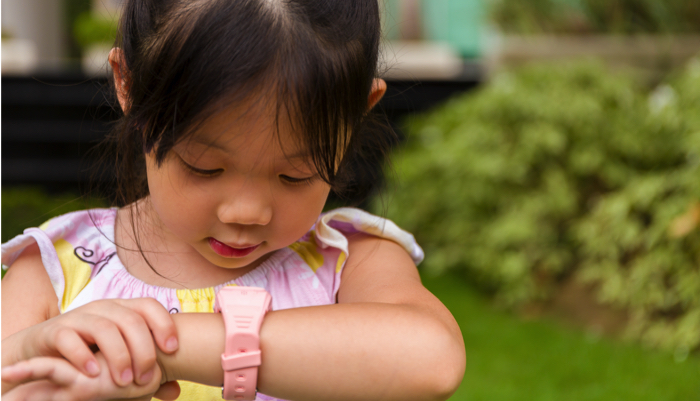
73, 12, 118, 49
381, 60, 700, 352
1, 187, 106, 243
491, 0, 700, 35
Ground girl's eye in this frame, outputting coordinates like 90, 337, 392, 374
280, 174, 316, 185
178, 157, 223, 177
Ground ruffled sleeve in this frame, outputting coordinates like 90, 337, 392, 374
1, 209, 118, 312
279, 207, 423, 306
315, 207, 424, 265
2, 226, 65, 304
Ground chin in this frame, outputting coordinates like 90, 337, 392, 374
212, 251, 265, 270
210, 256, 250, 269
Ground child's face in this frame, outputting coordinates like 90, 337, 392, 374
145, 101, 331, 270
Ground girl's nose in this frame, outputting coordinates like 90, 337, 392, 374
217, 190, 273, 226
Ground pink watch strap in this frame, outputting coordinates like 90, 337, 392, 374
215, 286, 272, 400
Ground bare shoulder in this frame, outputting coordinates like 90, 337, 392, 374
338, 233, 425, 305
2, 243, 59, 339
338, 232, 464, 347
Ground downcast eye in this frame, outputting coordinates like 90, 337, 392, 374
177, 155, 223, 176
279, 174, 315, 185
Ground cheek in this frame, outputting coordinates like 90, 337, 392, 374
278, 184, 330, 236
146, 157, 211, 234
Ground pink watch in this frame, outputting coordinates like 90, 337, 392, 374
214, 286, 272, 400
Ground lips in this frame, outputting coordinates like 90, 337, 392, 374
208, 238, 260, 258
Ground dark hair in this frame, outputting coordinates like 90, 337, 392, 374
102, 0, 394, 208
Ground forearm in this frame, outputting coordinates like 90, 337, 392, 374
3, 332, 26, 368
161, 303, 464, 401
2, 328, 35, 394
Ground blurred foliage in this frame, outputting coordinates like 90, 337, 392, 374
64, 0, 92, 58
381, 59, 700, 352
491, 0, 700, 35
1, 187, 106, 244
73, 11, 119, 49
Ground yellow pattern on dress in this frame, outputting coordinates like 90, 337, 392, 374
54, 239, 92, 311
335, 252, 346, 273
176, 287, 218, 312
288, 231, 324, 273
175, 381, 226, 401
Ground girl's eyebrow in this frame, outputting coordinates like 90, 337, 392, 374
191, 137, 310, 161
283, 151, 312, 161
192, 137, 227, 151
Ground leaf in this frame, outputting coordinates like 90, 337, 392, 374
668, 201, 700, 238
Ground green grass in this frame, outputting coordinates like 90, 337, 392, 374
423, 273, 700, 401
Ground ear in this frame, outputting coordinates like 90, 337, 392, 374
109, 48, 130, 113
367, 78, 387, 111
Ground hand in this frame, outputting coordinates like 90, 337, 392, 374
1, 353, 181, 401
4, 298, 178, 391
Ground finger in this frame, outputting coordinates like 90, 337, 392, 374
2, 381, 60, 401
154, 381, 181, 401
2, 362, 33, 383
61, 302, 144, 385
39, 315, 128, 382
31, 322, 100, 378
108, 308, 157, 385
117, 298, 179, 354
4, 380, 98, 401
86, 318, 134, 387
50, 328, 100, 377
0, 358, 79, 387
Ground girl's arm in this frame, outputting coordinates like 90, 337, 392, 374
160, 234, 465, 401
1, 244, 179, 394
5, 235, 465, 401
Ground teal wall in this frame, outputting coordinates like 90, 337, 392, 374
381, 0, 486, 58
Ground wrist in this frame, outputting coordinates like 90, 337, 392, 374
155, 315, 183, 384
156, 357, 172, 386
154, 313, 226, 386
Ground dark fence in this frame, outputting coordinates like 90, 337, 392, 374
2, 71, 480, 200
2, 74, 118, 191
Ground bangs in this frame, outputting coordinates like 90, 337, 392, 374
113, 0, 385, 204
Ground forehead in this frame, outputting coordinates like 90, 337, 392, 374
184, 96, 309, 160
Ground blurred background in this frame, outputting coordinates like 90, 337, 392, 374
3, 1, 700, 399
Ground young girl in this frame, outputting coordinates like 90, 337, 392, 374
1, 1, 465, 400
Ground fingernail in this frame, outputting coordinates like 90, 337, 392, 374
85, 360, 100, 376
139, 369, 154, 383
121, 368, 133, 383
165, 336, 178, 352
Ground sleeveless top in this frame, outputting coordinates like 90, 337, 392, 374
1, 207, 423, 401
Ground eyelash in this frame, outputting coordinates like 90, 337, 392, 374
178, 156, 315, 185
279, 175, 316, 186
178, 157, 223, 177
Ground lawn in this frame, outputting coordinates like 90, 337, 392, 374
423, 273, 700, 401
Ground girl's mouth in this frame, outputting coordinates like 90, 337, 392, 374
208, 238, 260, 258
